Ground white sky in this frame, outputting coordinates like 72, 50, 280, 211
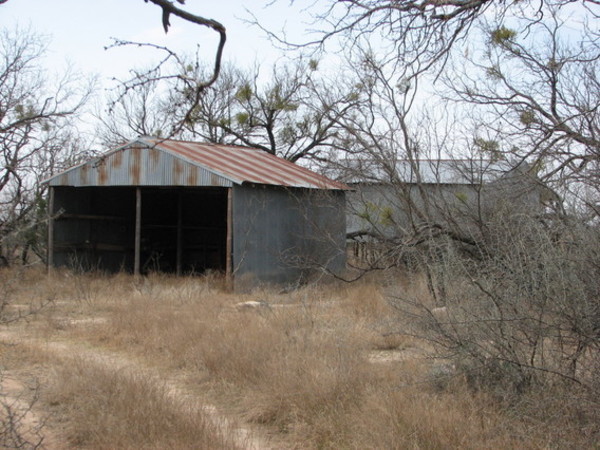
0, 0, 305, 83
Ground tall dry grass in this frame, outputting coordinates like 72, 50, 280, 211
61, 271, 538, 448
45, 359, 233, 449
0, 267, 595, 448
196, 307, 370, 446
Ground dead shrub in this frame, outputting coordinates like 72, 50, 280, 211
0, 379, 44, 449
394, 218, 599, 387
388, 215, 600, 446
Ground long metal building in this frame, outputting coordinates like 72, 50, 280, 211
45, 137, 348, 289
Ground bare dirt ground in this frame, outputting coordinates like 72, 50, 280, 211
0, 372, 59, 448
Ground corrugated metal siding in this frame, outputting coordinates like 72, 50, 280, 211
323, 159, 515, 185
143, 138, 348, 190
48, 143, 233, 187
47, 138, 348, 190
232, 184, 346, 288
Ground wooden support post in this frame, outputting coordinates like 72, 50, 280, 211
47, 186, 55, 273
134, 187, 142, 276
226, 187, 233, 291
176, 190, 183, 276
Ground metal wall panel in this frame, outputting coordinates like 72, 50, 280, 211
232, 184, 346, 289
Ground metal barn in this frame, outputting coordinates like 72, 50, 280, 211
45, 137, 348, 289
335, 159, 556, 267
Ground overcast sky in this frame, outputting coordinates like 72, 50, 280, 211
0, 1, 305, 83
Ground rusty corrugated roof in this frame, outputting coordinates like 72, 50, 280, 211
140, 137, 349, 190
45, 137, 350, 190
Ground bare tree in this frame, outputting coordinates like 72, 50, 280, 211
272, 1, 600, 213
111, 0, 226, 137
305, 4, 600, 414
98, 76, 170, 148
266, 0, 598, 75
179, 60, 361, 162
101, 59, 360, 163
323, 52, 503, 246
445, 7, 600, 219
0, 28, 92, 265
1, 0, 227, 138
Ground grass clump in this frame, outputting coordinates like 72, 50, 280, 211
45, 360, 233, 449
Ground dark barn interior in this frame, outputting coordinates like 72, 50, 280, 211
53, 186, 227, 274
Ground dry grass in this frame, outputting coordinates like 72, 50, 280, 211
0, 266, 596, 448
45, 360, 232, 449
353, 385, 533, 449
197, 308, 370, 445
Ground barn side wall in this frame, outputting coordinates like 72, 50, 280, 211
232, 184, 346, 290
347, 176, 545, 241
346, 176, 547, 266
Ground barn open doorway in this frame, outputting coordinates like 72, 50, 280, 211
140, 187, 227, 274
51, 186, 228, 275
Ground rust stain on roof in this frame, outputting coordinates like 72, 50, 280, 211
98, 161, 107, 185
45, 138, 350, 190
187, 167, 198, 185
173, 158, 183, 184
80, 163, 88, 185
150, 147, 160, 165
111, 150, 123, 168
130, 146, 141, 185
143, 138, 349, 190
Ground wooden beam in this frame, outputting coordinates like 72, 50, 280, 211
54, 243, 131, 252
134, 187, 142, 276
226, 187, 233, 291
47, 186, 55, 273
57, 213, 124, 221
176, 190, 183, 276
